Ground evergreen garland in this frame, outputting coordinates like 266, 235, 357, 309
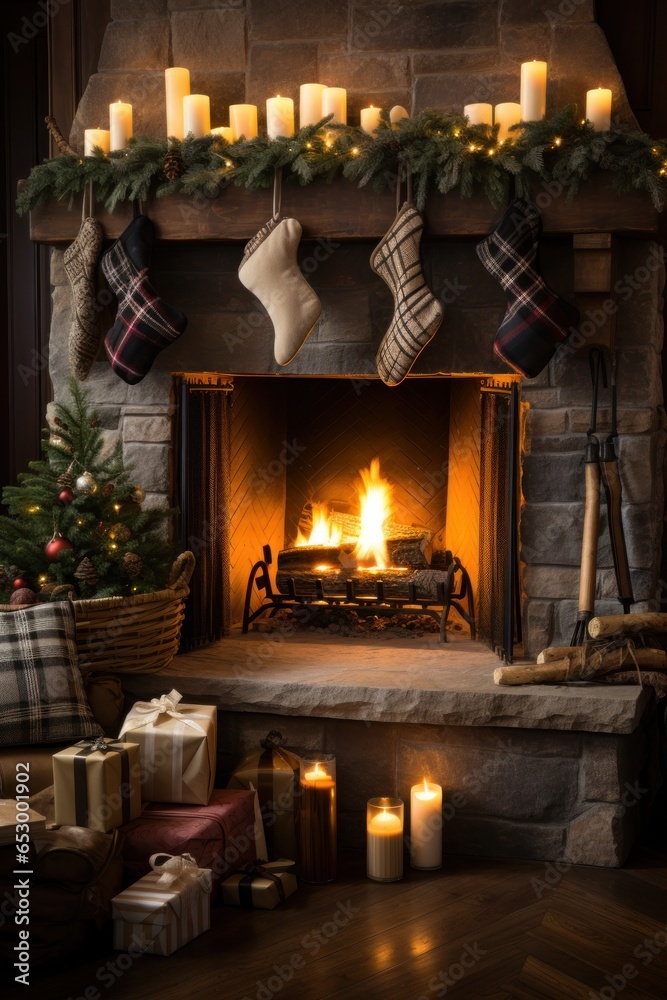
16, 105, 667, 216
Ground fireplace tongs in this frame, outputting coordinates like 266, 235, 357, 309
571, 348, 634, 646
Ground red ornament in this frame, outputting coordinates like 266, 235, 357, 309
45, 535, 74, 561
13, 577, 29, 590
104, 484, 115, 495
58, 488, 75, 504
91, 418, 100, 427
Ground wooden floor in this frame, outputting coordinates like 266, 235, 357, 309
10, 821, 667, 1000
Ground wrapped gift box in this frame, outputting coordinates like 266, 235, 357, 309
221, 860, 297, 910
119, 788, 267, 892
53, 738, 141, 833
118, 690, 216, 805
112, 854, 212, 956
227, 731, 300, 861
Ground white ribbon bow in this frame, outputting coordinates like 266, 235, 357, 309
121, 689, 206, 735
150, 852, 213, 907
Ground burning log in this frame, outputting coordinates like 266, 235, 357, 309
298, 503, 433, 545
275, 563, 455, 601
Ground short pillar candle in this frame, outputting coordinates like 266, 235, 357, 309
300, 83, 326, 127
367, 797, 404, 882
410, 779, 443, 870
494, 102, 521, 142
520, 60, 548, 122
267, 96, 295, 139
109, 100, 132, 151
464, 103, 493, 126
230, 104, 258, 141
84, 128, 110, 156
322, 87, 347, 125
183, 94, 210, 138
298, 755, 336, 884
586, 88, 612, 131
360, 105, 382, 134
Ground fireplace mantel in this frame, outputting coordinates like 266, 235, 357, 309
24, 174, 658, 245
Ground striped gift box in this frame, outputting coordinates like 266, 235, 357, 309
111, 869, 210, 956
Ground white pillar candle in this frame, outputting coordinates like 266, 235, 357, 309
109, 100, 133, 151
410, 779, 443, 870
300, 83, 326, 127
367, 798, 404, 882
211, 126, 233, 142
390, 105, 409, 126
494, 102, 521, 142
322, 87, 347, 125
464, 103, 493, 126
360, 105, 382, 134
183, 94, 210, 138
586, 88, 612, 132
165, 67, 190, 140
520, 60, 548, 121
84, 128, 110, 156
230, 104, 258, 141
266, 95, 295, 139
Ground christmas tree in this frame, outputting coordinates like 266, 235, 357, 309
0, 380, 175, 604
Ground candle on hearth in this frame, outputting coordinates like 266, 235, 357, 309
494, 102, 521, 142
109, 101, 132, 151
322, 87, 347, 125
211, 126, 233, 142
165, 67, 190, 140
84, 128, 110, 156
300, 83, 326, 127
390, 105, 409, 126
267, 95, 295, 139
360, 105, 382, 134
229, 104, 258, 141
299, 756, 337, 884
586, 87, 612, 132
367, 797, 404, 882
464, 103, 493, 126
410, 779, 442, 870
183, 94, 210, 138
520, 60, 547, 121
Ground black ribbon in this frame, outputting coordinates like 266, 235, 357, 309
73, 738, 132, 827
231, 860, 287, 909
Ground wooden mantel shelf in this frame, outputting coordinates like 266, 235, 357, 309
24, 174, 658, 245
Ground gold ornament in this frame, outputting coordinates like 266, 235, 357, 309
109, 523, 132, 543
131, 485, 146, 505
122, 552, 143, 578
75, 471, 98, 495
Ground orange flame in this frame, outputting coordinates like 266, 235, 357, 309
351, 458, 392, 570
295, 502, 342, 547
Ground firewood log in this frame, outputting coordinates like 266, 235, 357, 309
495, 647, 667, 685
537, 645, 667, 672
588, 613, 667, 639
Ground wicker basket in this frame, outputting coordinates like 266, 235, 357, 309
1, 552, 195, 675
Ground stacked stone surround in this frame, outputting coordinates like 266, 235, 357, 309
48, 0, 666, 657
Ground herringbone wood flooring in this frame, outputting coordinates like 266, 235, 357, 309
16, 824, 667, 1000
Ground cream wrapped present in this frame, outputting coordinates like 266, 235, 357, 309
221, 859, 297, 909
53, 737, 141, 833
112, 853, 212, 956
119, 690, 216, 805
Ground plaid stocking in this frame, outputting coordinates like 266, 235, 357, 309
372, 201, 444, 386
238, 216, 321, 366
63, 216, 104, 381
101, 216, 187, 385
476, 198, 579, 378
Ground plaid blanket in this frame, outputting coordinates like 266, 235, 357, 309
476, 198, 579, 378
0, 603, 101, 747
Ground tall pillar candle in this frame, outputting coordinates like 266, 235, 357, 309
494, 102, 521, 142
300, 83, 326, 127
586, 88, 612, 131
322, 87, 347, 125
84, 129, 110, 156
298, 756, 336, 884
183, 94, 210, 138
267, 96, 295, 139
230, 104, 258, 141
109, 101, 133, 151
520, 61, 547, 122
367, 797, 404, 882
410, 779, 442, 870
360, 105, 382, 134
464, 103, 492, 126
165, 67, 190, 140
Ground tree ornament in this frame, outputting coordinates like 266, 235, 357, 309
122, 551, 143, 578
131, 485, 146, 505
75, 471, 97, 494
104, 483, 115, 495
57, 461, 76, 489
74, 556, 99, 588
10, 588, 38, 606
109, 523, 132, 543
45, 534, 74, 561
13, 577, 29, 590
90, 418, 100, 427
98, 522, 107, 533
162, 148, 185, 182
58, 488, 75, 505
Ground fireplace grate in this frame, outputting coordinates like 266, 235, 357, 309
242, 545, 475, 643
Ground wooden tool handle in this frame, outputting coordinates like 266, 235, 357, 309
588, 613, 667, 639
578, 461, 601, 615
600, 459, 634, 604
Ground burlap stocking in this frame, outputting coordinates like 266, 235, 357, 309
372, 201, 444, 386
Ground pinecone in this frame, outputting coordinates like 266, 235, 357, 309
162, 149, 185, 182
75, 556, 99, 588
122, 552, 143, 578
57, 461, 76, 489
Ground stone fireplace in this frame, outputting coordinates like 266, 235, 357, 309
34, 0, 667, 865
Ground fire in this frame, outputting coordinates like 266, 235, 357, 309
351, 458, 392, 570
295, 502, 342, 547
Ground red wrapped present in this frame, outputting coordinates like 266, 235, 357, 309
119, 789, 266, 894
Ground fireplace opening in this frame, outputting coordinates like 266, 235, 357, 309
176, 374, 520, 658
